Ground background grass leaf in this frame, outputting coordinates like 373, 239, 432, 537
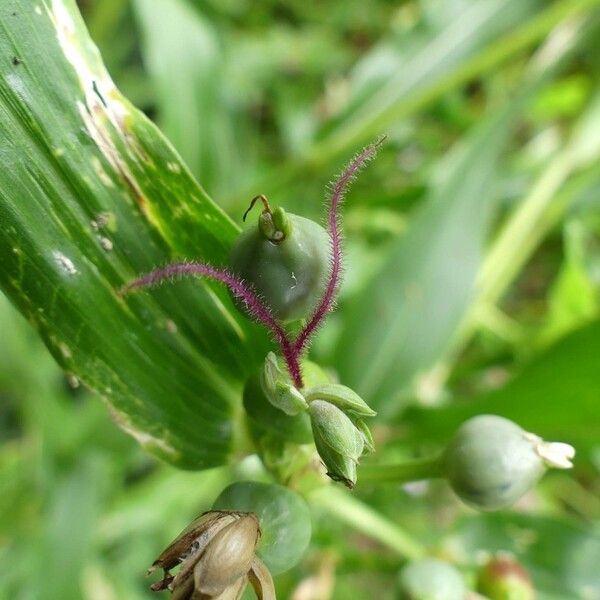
402, 319, 600, 452
333, 104, 519, 415
133, 0, 243, 200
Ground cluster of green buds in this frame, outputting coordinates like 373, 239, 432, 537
148, 510, 275, 600
260, 352, 376, 488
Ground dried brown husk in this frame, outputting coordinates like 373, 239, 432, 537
194, 514, 260, 596
148, 511, 276, 600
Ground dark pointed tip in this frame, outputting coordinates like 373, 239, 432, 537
149, 581, 167, 592
374, 134, 387, 148
243, 197, 257, 222
327, 471, 355, 489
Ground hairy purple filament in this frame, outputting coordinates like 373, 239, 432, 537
121, 139, 382, 388
293, 138, 384, 356
120, 263, 302, 387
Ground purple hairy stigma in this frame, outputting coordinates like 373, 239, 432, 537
120, 262, 302, 387
293, 138, 384, 356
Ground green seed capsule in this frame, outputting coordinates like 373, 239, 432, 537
213, 481, 312, 575
230, 211, 329, 322
443, 415, 546, 511
398, 558, 466, 600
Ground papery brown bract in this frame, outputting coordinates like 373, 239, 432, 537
147, 511, 276, 600
194, 515, 259, 596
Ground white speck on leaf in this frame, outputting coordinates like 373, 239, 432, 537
107, 405, 179, 459
48, 0, 154, 219
35, 5, 42, 15
92, 156, 114, 187
5, 72, 32, 105
167, 162, 181, 173
98, 236, 113, 251
67, 374, 80, 388
91, 212, 112, 230
59, 342, 72, 359
52, 250, 77, 275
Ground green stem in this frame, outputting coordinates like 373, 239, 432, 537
358, 455, 444, 485
309, 485, 425, 559
447, 93, 600, 360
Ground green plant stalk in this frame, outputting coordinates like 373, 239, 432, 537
478, 156, 574, 307
447, 93, 600, 362
358, 456, 444, 485
309, 485, 425, 559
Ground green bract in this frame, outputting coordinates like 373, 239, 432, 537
261, 352, 308, 416
243, 358, 329, 444
304, 383, 376, 417
398, 558, 466, 600
443, 415, 546, 511
230, 212, 329, 322
244, 369, 313, 445
351, 416, 376, 454
213, 481, 312, 575
309, 400, 366, 488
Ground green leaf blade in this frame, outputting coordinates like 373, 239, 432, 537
0, 0, 268, 469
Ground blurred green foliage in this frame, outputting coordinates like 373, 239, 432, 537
2, 0, 600, 598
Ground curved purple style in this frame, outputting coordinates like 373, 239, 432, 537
121, 262, 301, 387
293, 138, 384, 357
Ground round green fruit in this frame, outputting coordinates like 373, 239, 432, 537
398, 558, 466, 600
213, 481, 312, 575
443, 415, 546, 511
230, 213, 329, 322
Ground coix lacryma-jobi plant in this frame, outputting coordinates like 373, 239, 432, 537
121, 139, 575, 600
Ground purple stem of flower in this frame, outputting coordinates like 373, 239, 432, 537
293, 138, 384, 356
120, 262, 303, 387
